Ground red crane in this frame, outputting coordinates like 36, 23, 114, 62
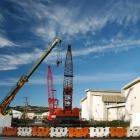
47, 65, 58, 121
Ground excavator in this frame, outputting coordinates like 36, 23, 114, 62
0, 37, 61, 115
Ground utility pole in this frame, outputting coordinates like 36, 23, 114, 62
23, 97, 29, 126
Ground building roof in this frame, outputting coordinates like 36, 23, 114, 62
102, 95, 125, 103
80, 97, 87, 103
12, 109, 22, 114
122, 77, 140, 90
85, 88, 121, 94
81, 89, 124, 103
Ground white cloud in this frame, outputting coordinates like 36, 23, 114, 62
0, 14, 16, 48
0, 37, 140, 71
0, 72, 137, 86
0, 36, 17, 48
34, 5, 108, 39
107, 0, 140, 25
0, 47, 61, 71
1, 0, 140, 71
12, 0, 140, 40
73, 38, 140, 57
0, 49, 42, 71
36, 1, 140, 39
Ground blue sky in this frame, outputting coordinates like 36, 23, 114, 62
0, 0, 140, 108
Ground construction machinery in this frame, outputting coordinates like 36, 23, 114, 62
54, 45, 80, 126
47, 65, 59, 121
0, 37, 61, 115
63, 45, 73, 111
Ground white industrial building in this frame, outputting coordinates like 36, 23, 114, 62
122, 77, 140, 127
11, 110, 48, 120
80, 89, 125, 121
80, 77, 140, 127
12, 110, 22, 119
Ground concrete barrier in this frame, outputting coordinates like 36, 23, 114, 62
17, 127, 32, 136
127, 127, 140, 137
50, 127, 67, 137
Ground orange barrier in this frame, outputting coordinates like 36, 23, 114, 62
110, 127, 117, 137
32, 127, 50, 137
117, 127, 127, 137
3, 127, 17, 136
110, 127, 127, 137
68, 127, 89, 138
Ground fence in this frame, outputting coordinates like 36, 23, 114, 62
1, 126, 140, 138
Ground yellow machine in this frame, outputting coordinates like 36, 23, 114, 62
0, 37, 61, 115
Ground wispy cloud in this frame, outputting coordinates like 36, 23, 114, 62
1, 0, 140, 71
0, 11, 17, 48
0, 36, 17, 48
107, 0, 140, 25
0, 49, 41, 71
0, 48, 61, 71
1, 37, 140, 71
73, 38, 140, 57
11, 0, 140, 40
0, 72, 137, 86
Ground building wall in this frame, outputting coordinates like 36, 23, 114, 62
80, 98, 89, 120
81, 92, 104, 121
86, 91, 105, 121
118, 107, 125, 120
122, 81, 140, 126
108, 108, 117, 121
81, 78, 140, 126
27, 113, 35, 119
91, 95, 104, 121
107, 107, 125, 121
81, 90, 124, 121
12, 110, 22, 119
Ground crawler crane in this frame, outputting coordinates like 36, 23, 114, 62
54, 45, 80, 127
47, 65, 59, 121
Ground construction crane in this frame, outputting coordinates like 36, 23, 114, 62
54, 45, 80, 127
63, 45, 73, 111
0, 37, 61, 115
47, 65, 59, 121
